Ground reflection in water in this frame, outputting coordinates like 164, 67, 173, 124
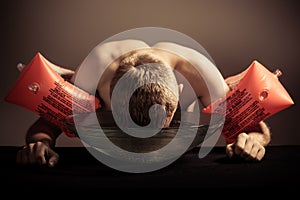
64, 109, 218, 155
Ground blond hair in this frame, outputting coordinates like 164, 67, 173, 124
110, 52, 179, 128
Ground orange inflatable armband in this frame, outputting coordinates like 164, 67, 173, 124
5, 52, 101, 137
202, 60, 294, 144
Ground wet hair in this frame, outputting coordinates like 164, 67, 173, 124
110, 52, 179, 128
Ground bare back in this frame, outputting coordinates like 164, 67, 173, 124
70, 40, 229, 112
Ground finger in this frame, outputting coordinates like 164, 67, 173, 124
259, 121, 270, 136
48, 156, 59, 167
245, 143, 260, 161
28, 143, 37, 164
241, 137, 255, 159
226, 143, 234, 158
234, 133, 247, 156
256, 146, 266, 161
35, 142, 47, 165
47, 149, 59, 167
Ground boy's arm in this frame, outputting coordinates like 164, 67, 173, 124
25, 117, 62, 148
224, 70, 272, 147
17, 117, 61, 167
224, 70, 271, 161
152, 42, 229, 108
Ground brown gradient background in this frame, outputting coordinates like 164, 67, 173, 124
0, 0, 299, 147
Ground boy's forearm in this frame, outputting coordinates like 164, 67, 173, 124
26, 117, 62, 148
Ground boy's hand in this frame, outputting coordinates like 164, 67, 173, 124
226, 133, 266, 161
16, 141, 59, 167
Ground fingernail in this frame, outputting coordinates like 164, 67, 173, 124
48, 161, 54, 167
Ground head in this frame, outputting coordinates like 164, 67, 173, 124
110, 52, 179, 128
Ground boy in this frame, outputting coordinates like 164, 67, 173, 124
16, 40, 271, 167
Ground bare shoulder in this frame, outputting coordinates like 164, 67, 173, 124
152, 42, 215, 69
69, 40, 150, 93
94, 39, 150, 59
152, 42, 200, 57
153, 42, 228, 106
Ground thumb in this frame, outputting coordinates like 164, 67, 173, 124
226, 143, 235, 158
47, 148, 59, 167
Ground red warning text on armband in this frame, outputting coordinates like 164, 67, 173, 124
4, 52, 101, 138
202, 60, 294, 144
220, 88, 271, 142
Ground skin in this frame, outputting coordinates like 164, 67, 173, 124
16, 40, 271, 167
